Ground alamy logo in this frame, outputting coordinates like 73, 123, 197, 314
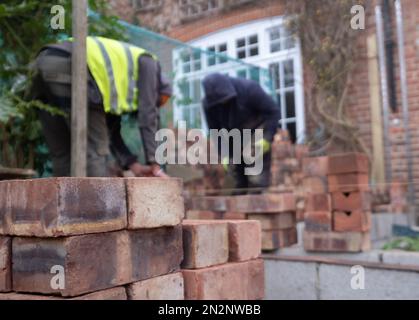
350, 265, 365, 290
155, 121, 265, 176
50, 265, 65, 290
50, 5, 65, 30
351, 5, 365, 30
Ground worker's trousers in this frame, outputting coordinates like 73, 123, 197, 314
228, 148, 272, 194
38, 97, 110, 177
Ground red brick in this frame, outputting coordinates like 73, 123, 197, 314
183, 259, 264, 300
328, 153, 369, 175
222, 212, 247, 220
328, 174, 369, 193
262, 227, 297, 251
7, 178, 127, 237
333, 211, 371, 232
0, 293, 61, 300
12, 227, 182, 297
72, 287, 127, 300
182, 220, 228, 269
247, 212, 296, 230
0, 182, 9, 235
127, 272, 184, 300
0, 237, 11, 292
302, 156, 329, 176
228, 193, 295, 213
305, 211, 332, 232
303, 176, 328, 194
331, 191, 371, 212
303, 231, 371, 252
225, 220, 261, 262
186, 210, 223, 220
187, 196, 229, 212
126, 178, 184, 229
306, 194, 332, 212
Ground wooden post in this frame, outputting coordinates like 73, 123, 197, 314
71, 0, 88, 177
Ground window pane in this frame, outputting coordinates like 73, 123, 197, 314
269, 63, 280, 90
193, 50, 201, 60
219, 43, 227, 52
208, 55, 216, 66
250, 68, 260, 83
236, 38, 245, 48
270, 41, 281, 53
285, 91, 296, 118
276, 93, 282, 119
219, 54, 228, 64
283, 37, 295, 50
270, 28, 281, 41
237, 69, 247, 79
249, 35, 258, 45
193, 80, 201, 102
237, 49, 246, 59
183, 63, 191, 73
194, 61, 201, 71
249, 46, 259, 57
284, 60, 294, 87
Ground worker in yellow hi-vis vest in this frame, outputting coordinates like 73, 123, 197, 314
31, 37, 172, 177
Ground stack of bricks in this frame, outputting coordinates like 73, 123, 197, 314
270, 129, 308, 221
185, 192, 298, 251
0, 177, 186, 300
181, 219, 264, 300
303, 153, 372, 252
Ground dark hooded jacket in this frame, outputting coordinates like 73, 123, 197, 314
202, 73, 280, 144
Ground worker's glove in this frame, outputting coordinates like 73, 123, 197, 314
255, 138, 271, 154
221, 156, 229, 171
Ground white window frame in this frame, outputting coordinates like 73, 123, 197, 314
174, 16, 305, 143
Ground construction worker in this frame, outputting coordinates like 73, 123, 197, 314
202, 73, 280, 193
31, 36, 172, 177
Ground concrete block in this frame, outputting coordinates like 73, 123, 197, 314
127, 272, 184, 300
182, 220, 228, 269
126, 178, 184, 229
381, 250, 419, 267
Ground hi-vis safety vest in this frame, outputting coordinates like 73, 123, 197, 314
85, 36, 156, 115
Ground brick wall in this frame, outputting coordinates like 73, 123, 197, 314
112, 0, 419, 207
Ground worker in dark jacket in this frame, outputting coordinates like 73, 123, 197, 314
32, 36, 172, 177
202, 73, 280, 192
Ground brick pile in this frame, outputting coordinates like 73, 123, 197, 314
0, 177, 186, 300
186, 193, 298, 251
181, 219, 264, 300
303, 153, 372, 252
270, 129, 308, 221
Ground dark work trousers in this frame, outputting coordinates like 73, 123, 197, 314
229, 148, 272, 195
38, 96, 110, 177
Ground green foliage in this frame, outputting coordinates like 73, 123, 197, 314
0, 0, 126, 174
382, 237, 419, 252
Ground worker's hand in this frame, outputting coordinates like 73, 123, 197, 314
129, 162, 153, 177
151, 164, 169, 178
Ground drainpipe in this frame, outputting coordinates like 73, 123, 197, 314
382, 0, 397, 111
395, 0, 416, 226
375, 6, 392, 184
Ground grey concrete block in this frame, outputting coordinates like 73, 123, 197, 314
382, 250, 419, 267
318, 264, 419, 300
371, 214, 393, 241
264, 259, 318, 300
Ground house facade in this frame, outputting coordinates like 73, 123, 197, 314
111, 0, 419, 209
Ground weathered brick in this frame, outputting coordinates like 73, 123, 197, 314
0, 237, 11, 292
0, 287, 127, 300
305, 211, 332, 232
247, 212, 296, 230
182, 220, 228, 269
127, 272, 184, 300
303, 176, 328, 194
126, 178, 184, 229
331, 191, 371, 212
328, 153, 369, 175
222, 212, 247, 220
303, 231, 371, 252
333, 211, 371, 232
225, 220, 261, 262
306, 194, 332, 212
0, 181, 9, 235
7, 178, 127, 237
302, 156, 329, 176
12, 227, 182, 297
328, 174, 369, 193
183, 259, 264, 300
186, 210, 223, 220
228, 193, 295, 213
262, 227, 297, 250
187, 196, 229, 212
72, 287, 127, 300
